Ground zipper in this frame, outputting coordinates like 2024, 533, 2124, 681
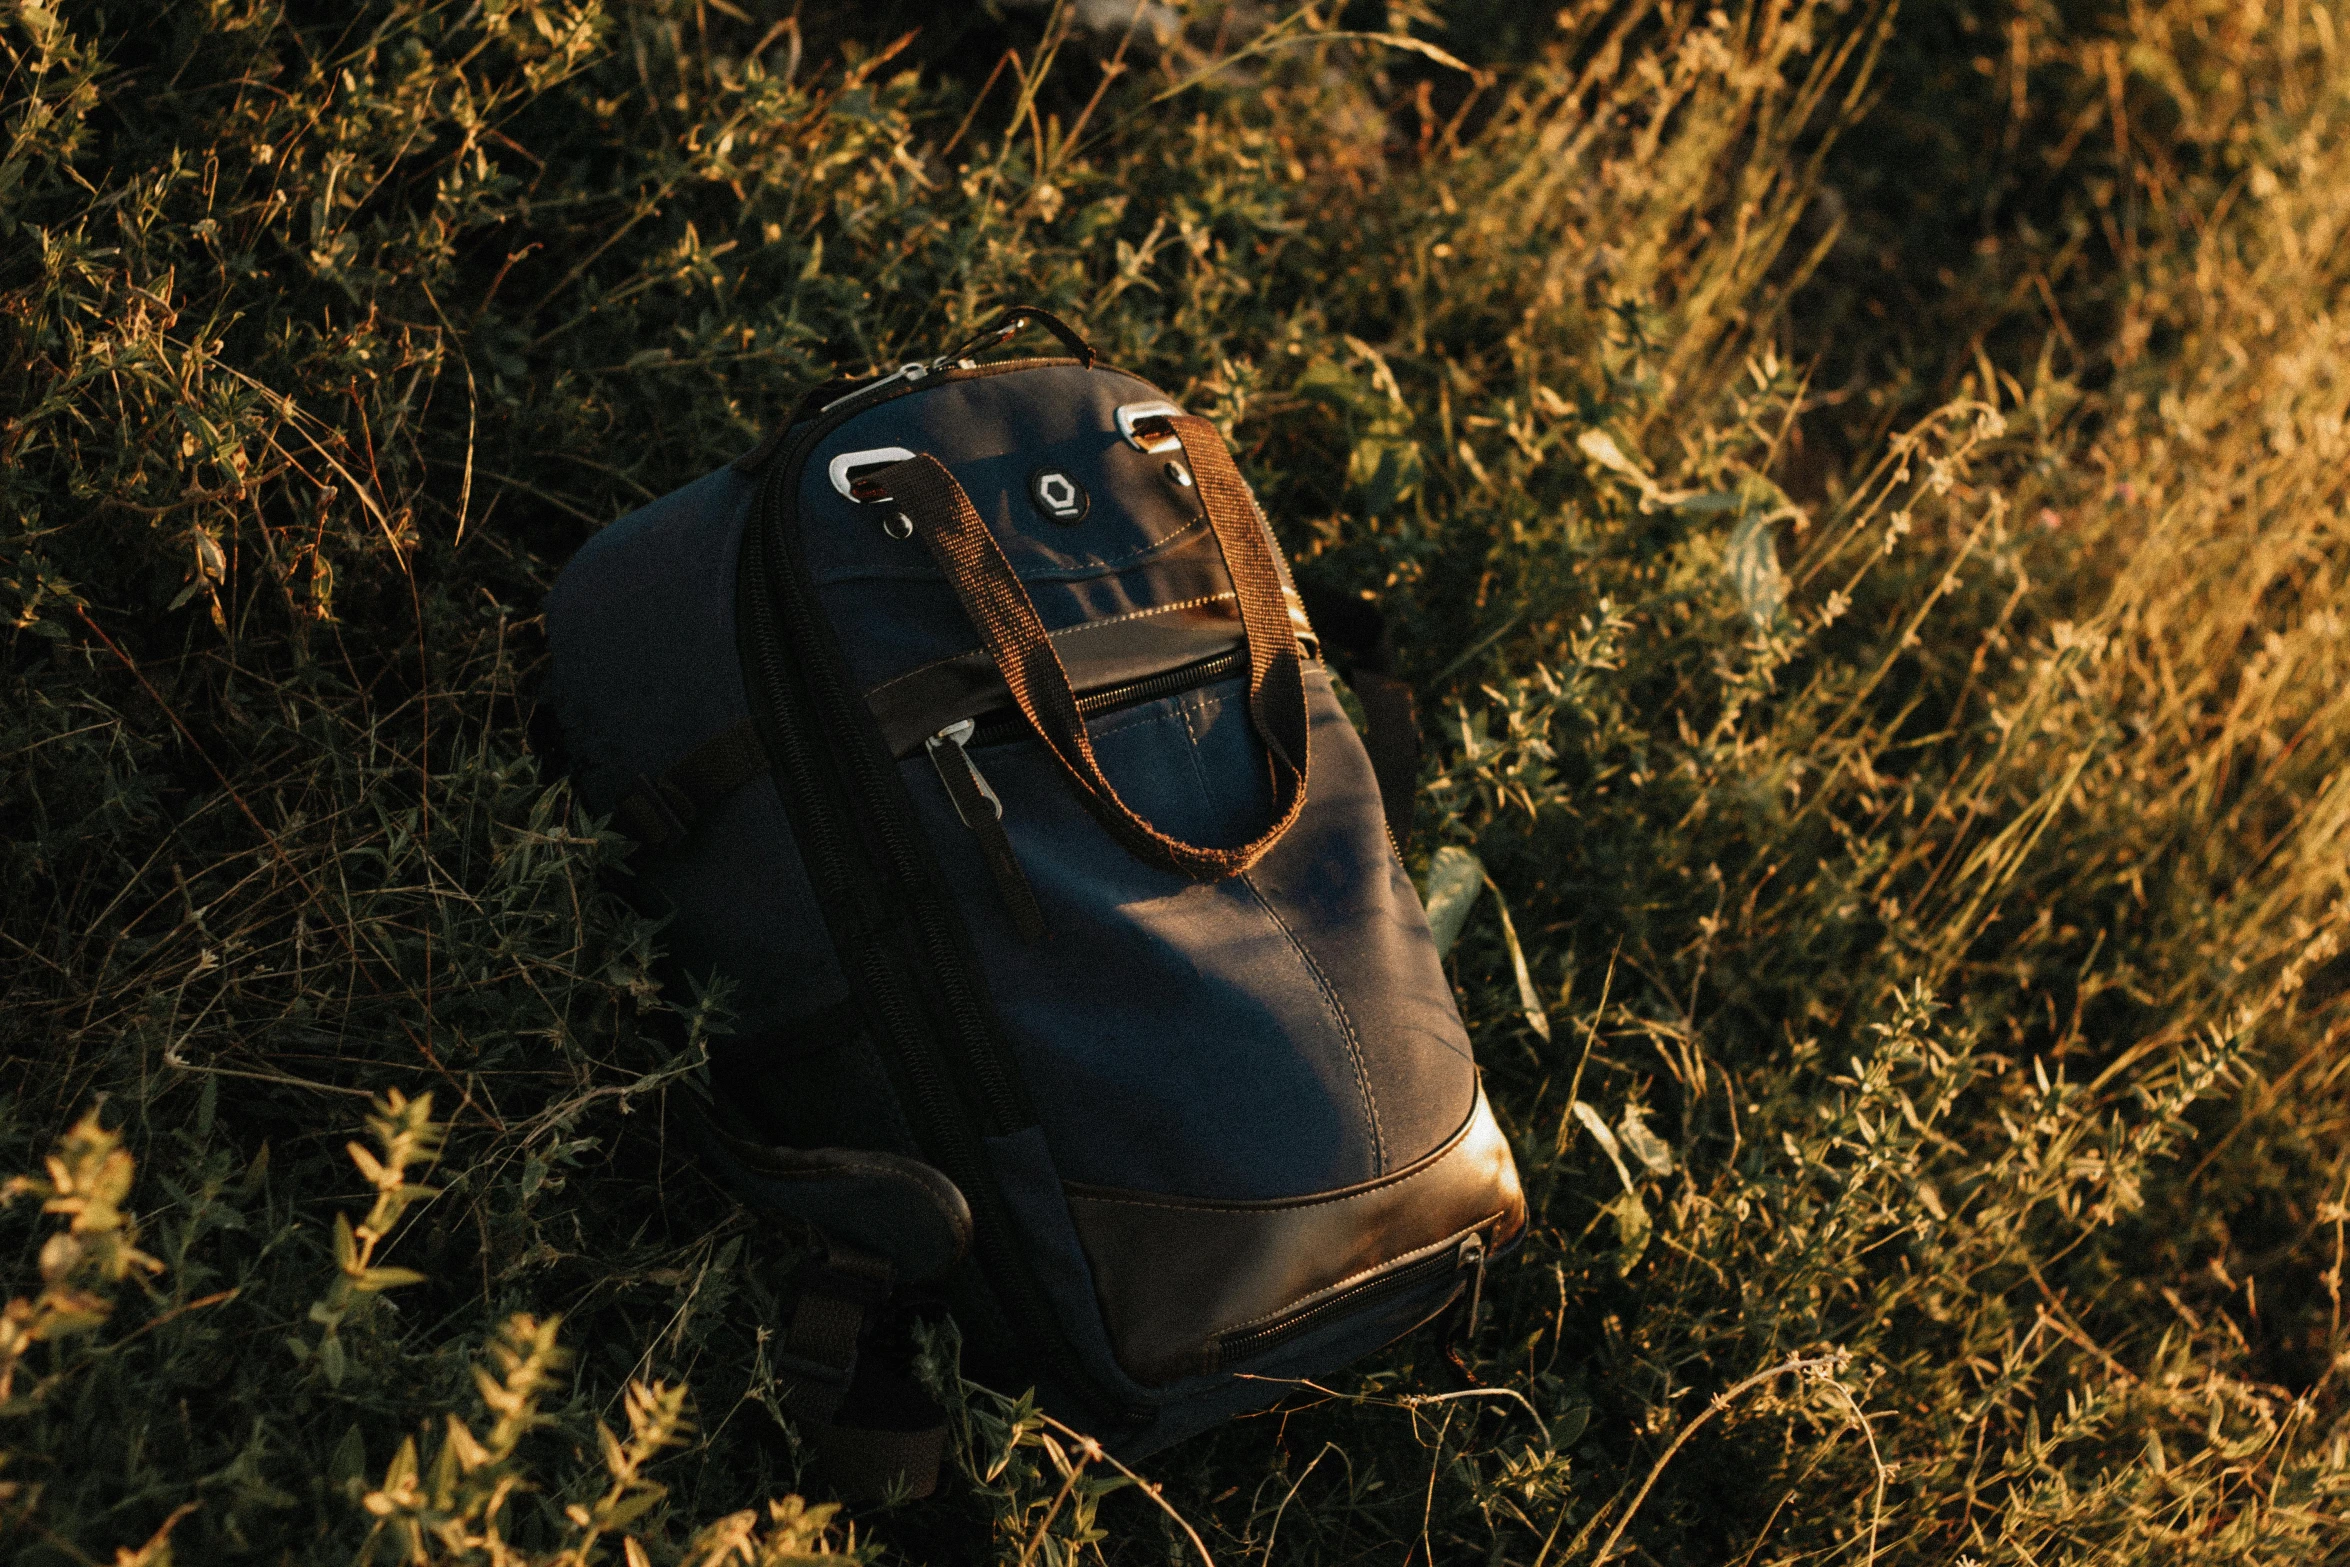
752, 414, 1032, 1135
927, 719, 1049, 943
968, 647, 1248, 750
740, 357, 1141, 1419
818, 359, 929, 414
1210, 1229, 1489, 1371
741, 514, 970, 1137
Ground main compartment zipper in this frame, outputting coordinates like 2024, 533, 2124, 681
739, 356, 1141, 1422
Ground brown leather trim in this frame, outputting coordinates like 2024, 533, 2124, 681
1063, 1087, 1527, 1385
679, 1094, 975, 1284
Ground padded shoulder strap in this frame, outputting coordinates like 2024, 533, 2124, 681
610, 717, 769, 855
1295, 582, 1421, 854
776, 1241, 950, 1501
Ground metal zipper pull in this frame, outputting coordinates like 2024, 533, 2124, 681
927, 720, 1048, 943
818, 360, 929, 415
1458, 1230, 1489, 1341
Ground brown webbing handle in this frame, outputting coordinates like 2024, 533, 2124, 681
875, 415, 1309, 882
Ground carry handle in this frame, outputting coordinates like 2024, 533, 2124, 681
932, 302, 1097, 371
872, 416, 1309, 882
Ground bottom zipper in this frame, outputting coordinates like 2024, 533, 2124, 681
1210, 1227, 1490, 1371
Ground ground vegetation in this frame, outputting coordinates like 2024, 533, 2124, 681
5, 0, 2349, 1560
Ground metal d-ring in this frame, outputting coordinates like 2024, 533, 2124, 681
828, 446, 918, 502
1114, 401, 1185, 453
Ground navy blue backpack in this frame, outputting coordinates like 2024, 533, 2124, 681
542, 307, 1525, 1497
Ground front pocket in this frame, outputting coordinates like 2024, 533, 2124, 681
1209, 1225, 1485, 1371
897, 671, 1380, 1199
1059, 1089, 1525, 1385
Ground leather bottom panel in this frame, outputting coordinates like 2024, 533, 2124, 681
1062, 1087, 1525, 1385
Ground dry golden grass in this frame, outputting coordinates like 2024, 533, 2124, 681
4, 1, 2349, 1561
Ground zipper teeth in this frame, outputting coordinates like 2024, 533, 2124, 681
743, 517, 962, 1136
757, 414, 1030, 1136
751, 363, 1139, 1418
755, 455, 1027, 1136
1078, 649, 1246, 714
1212, 1244, 1467, 1367
970, 648, 1247, 748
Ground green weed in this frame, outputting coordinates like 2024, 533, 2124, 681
5, 0, 2348, 1561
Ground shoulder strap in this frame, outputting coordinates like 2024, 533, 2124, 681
1295, 583, 1421, 855
775, 1240, 949, 1501
610, 717, 769, 854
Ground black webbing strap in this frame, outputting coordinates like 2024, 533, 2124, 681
1350, 670, 1421, 855
611, 717, 769, 856
776, 1241, 950, 1501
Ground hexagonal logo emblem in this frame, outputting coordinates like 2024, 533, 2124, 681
1028, 467, 1089, 525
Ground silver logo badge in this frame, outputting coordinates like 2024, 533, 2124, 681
1029, 468, 1089, 524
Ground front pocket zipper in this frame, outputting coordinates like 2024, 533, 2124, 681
927, 718, 1049, 943
967, 647, 1249, 750
1209, 1228, 1489, 1372
940, 649, 1252, 940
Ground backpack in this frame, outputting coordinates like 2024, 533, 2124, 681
540, 306, 1525, 1498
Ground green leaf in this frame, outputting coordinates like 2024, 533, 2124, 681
329, 1423, 367, 1493
383, 1434, 418, 1492
235, 1142, 270, 1199
1576, 428, 1648, 484
1489, 877, 1550, 1041
1571, 1101, 1634, 1190
359, 1266, 427, 1292
1552, 1402, 1592, 1449
1725, 504, 1787, 626
1617, 1104, 1674, 1177
1600, 1189, 1651, 1275
600, 1484, 667, 1532
1420, 845, 1485, 957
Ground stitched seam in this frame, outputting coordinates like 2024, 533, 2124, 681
1062, 1123, 1481, 1215
1241, 865, 1388, 1175
1055, 591, 1234, 638
1189, 674, 1386, 1170
1167, 704, 1371, 1150
1080, 702, 1200, 744
1216, 1211, 1503, 1337
1080, 510, 1207, 568
863, 593, 1240, 704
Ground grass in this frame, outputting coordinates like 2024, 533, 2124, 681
4, 0, 2349, 1561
